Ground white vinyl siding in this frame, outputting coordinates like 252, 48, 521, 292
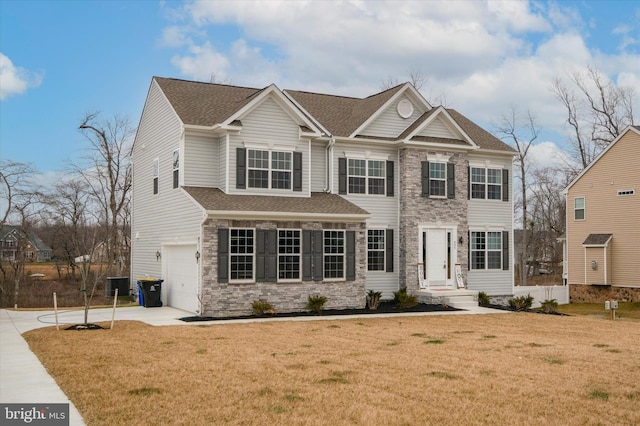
227, 97, 310, 196
418, 116, 462, 139
184, 133, 220, 188
131, 80, 203, 283
361, 96, 424, 138
310, 141, 327, 192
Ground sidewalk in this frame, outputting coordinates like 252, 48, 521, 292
1, 304, 507, 425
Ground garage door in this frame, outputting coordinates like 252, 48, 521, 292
164, 244, 199, 313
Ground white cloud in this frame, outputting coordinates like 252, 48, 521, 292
162, 0, 640, 151
0, 53, 43, 100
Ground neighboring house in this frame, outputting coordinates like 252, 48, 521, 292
562, 126, 640, 302
131, 77, 516, 316
0, 226, 52, 263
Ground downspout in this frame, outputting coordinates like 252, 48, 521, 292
324, 135, 335, 193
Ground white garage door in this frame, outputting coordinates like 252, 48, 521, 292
164, 244, 199, 313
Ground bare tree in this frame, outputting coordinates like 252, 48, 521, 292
551, 65, 635, 170
381, 67, 427, 91
494, 107, 540, 286
75, 112, 134, 277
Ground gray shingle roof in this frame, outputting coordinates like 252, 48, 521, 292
183, 187, 369, 217
583, 234, 613, 246
154, 77, 514, 152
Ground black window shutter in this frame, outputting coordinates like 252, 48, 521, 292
218, 228, 229, 283
385, 229, 394, 272
386, 161, 394, 197
257, 229, 277, 282
302, 230, 312, 281
236, 148, 246, 189
502, 169, 509, 202
338, 158, 347, 195
256, 230, 266, 281
447, 162, 455, 199
312, 230, 323, 281
467, 230, 470, 271
421, 161, 429, 197
346, 230, 356, 281
502, 231, 509, 271
467, 166, 471, 200
293, 151, 302, 192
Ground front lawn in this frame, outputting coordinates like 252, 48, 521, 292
556, 302, 640, 320
24, 313, 640, 425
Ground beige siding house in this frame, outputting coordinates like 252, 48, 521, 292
563, 126, 640, 302
131, 77, 516, 317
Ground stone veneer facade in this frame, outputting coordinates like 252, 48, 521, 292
399, 147, 469, 291
199, 218, 367, 317
570, 284, 640, 303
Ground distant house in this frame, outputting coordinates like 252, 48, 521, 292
562, 126, 640, 302
0, 226, 52, 263
131, 77, 516, 316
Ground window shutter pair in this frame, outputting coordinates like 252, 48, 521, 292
421, 161, 455, 199
302, 230, 356, 281
339, 158, 394, 196
256, 229, 277, 282
236, 148, 302, 191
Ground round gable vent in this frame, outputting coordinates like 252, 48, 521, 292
397, 99, 414, 119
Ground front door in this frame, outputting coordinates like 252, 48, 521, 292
421, 228, 455, 288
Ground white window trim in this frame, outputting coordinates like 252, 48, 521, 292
247, 148, 293, 191
574, 196, 586, 221
429, 161, 447, 198
367, 229, 386, 272
323, 229, 346, 281
229, 228, 255, 283
152, 158, 159, 195
469, 229, 503, 271
470, 166, 502, 200
277, 229, 302, 283
172, 149, 180, 189
347, 158, 386, 196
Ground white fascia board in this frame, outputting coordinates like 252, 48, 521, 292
350, 83, 431, 138
205, 210, 370, 222
564, 126, 640, 193
225, 84, 323, 137
401, 139, 478, 151
403, 107, 479, 149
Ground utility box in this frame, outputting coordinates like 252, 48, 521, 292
106, 277, 130, 297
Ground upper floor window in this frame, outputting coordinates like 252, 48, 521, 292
172, 149, 179, 189
152, 158, 159, 195
429, 162, 447, 197
471, 167, 502, 200
247, 149, 292, 190
574, 197, 585, 220
348, 159, 385, 195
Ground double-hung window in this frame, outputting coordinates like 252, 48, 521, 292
172, 149, 179, 189
324, 230, 345, 279
247, 149, 292, 190
230, 229, 254, 281
429, 162, 447, 197
367, 230, 385, 271
278, 230, 301, 280
348, 159, 385, 195
471, 167, 502, 200
471, 231, 502, 270
574, 197, 585, 220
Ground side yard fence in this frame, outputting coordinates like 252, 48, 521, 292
513, 285, 570, 308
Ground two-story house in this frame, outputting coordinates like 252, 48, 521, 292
131, 77, 516, 316
563, 126, 640, 302
0, 226, 52, 263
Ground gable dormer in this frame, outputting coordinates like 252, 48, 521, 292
400, 107, 479, 150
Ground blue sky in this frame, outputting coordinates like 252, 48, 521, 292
1, 0, 639, 178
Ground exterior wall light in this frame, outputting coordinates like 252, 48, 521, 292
156, 250, 161, 261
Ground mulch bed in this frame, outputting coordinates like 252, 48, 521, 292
180, 301, 460, 322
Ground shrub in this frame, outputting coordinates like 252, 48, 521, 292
393, 287, 418, 309
366, 290, 382, 310
508, 294, 534, 310
478, 291, 491, 305
251, 299, 276, 316
540, 299, 558, 314
307, 295, 327, 314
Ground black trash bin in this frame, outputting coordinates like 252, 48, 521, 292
140, 279, 163, 308
106, 277, 130, 297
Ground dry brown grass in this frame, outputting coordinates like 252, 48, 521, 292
24, 313, 640, 425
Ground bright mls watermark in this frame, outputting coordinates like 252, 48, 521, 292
1, 404, 69, 425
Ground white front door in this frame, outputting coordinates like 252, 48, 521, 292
421, 228, 455, 288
